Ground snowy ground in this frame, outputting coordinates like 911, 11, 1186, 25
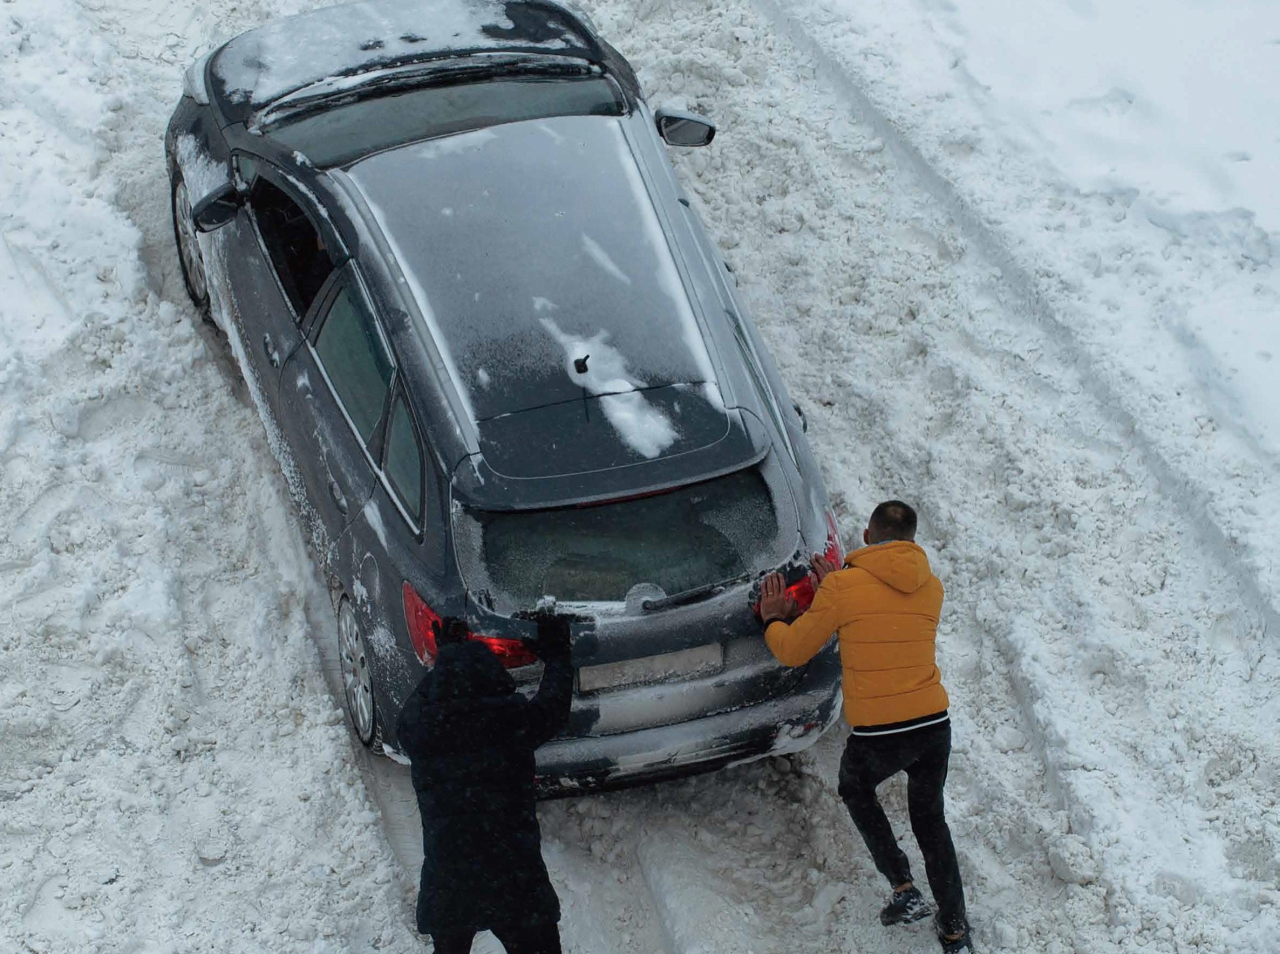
2, 1, 1277, 953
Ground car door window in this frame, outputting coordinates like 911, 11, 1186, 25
313, 283, 393, 445
383, 394, 424, 526
249, 175, 334, 317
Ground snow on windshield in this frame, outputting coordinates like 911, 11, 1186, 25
580, 234, 632, 284
344, 115, 723, 425
211, 0, 582, 106
611, 121, 720, 399
539, 314, 678, 458
358, 189, 479, 428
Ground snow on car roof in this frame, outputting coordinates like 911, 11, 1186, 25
343, 114, 722, 431
210, 0, 596, 109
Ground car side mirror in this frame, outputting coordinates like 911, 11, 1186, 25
655, 107, 716, 147
192, 182, 244, 232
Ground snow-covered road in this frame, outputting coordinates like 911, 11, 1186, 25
2, 0, 1276, 952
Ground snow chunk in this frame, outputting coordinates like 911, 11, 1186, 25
539, 317, 678, 458
1048, 834, 1099, 885
993, 725, 1027, 752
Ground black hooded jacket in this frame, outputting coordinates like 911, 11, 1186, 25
395, 640, 573, 934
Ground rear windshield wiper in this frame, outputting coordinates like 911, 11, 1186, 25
641, 579, 736, 614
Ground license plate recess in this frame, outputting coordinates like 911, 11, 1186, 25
578, 643, 724, 693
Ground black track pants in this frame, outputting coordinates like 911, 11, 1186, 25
431, 923, 562, 954
837, 720, 967, 929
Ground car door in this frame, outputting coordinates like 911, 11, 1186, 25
221, 154, 338, 419
339, 383, 443, 736
278, 265, 391, 567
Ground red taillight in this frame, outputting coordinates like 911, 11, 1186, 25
752, 510, 844, 618
467, 635, 540, 669
403, 582, 442, 663
786, 575, 817, 612
402, 584, 538, 669
788, 510, 844, 611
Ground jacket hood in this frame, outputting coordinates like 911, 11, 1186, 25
427, 641, 517, 702
847, 540, 934, 594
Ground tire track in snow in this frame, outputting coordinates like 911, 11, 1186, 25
581, 0, 1115, 948
747, 0, 1280, 646
585, 0, 1278, 949
726, 5, 1279, 945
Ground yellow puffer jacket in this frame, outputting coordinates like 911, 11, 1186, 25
764, 540, 949, 728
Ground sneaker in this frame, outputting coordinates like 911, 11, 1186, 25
935, 916, 973, 952
879, 885, 931, 926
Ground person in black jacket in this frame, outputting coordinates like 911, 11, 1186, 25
395, 613, 575, 954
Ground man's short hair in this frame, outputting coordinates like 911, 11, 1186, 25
869, 500, 918, 541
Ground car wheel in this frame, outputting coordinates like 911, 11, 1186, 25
171, 174, 212, 319
337, 597, 380, 748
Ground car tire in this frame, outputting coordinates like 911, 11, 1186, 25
337, 596, 382, 750
170, 173, 213, 320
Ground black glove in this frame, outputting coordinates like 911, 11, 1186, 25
533, 613, 572, 663
432, 616, 468, 651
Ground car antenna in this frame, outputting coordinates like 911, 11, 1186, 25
573, 354, 590, 374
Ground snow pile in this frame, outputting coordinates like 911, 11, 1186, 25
766, 0, 1280, 627
0, 0, 421, 951
890, 1, 1280, 229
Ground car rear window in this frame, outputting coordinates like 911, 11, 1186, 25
456, 469, 780, 607
263, 75, 625, 168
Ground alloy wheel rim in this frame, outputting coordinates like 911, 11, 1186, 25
175, 181, 209, 303
338, 602, 375, 742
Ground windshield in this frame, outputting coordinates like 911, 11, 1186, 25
455, 469, 781, 608
262, 73, 626, 168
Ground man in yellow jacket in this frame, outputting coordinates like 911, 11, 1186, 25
758, 500, 971, 953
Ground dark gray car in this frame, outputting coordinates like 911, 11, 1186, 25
166, 0, 842, 793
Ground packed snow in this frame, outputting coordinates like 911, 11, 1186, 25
2, 1, 1276, 954
539, 315, 680, 459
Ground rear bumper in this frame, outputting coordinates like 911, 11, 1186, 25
532, 642, 842, 797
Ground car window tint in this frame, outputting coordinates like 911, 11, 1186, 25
249, 176, 334, 316
264, 75, 625, 168
457, 469, 778, 605
384, 395, 423, 525
314, 285, 393, 444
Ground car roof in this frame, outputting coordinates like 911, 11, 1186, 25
342, 114, 725, 429
209, 0, 603, 118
